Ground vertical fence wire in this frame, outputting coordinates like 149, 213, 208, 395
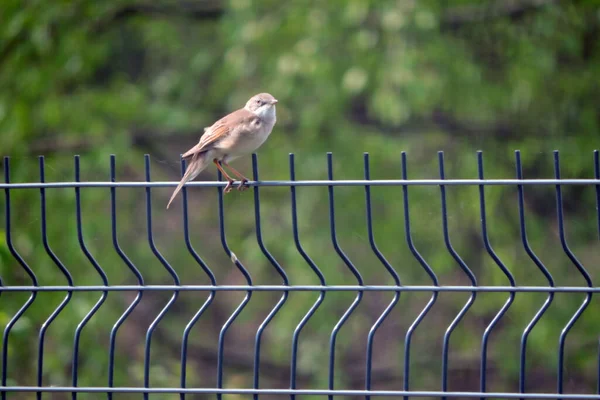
515, 150, 555, 398
107, 155, 144, 400
326, 152, 364, 400
438, 151, 477, 399
595, 150, 600, 396
553, 151, 593, 395
72, 156, 109, 400
401, 151, 439, 400
216, 168, 253, 400
363, 153, 401, 400
37, 156, 74, 400
251, 154, 290, 400
288, 153, 326, 400
179, 157, 217, 400
2, 157, 39, 400
477, 151, 516, 398
143, 154, 180, 400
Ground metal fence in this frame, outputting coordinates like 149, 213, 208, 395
1, 150, 599, 399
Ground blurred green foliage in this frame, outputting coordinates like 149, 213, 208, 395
1, 0, 600, 397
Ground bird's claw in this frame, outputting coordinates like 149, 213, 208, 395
237, 179, 249, 191
223, 181, 234, 193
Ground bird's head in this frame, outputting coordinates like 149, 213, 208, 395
245, 93, 278, 121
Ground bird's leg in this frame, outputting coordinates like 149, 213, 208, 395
213, 159, 235, 193
222, 161, 250, 191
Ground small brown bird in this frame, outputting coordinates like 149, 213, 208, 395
166, 93, 278, 209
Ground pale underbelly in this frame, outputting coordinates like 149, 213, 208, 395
214, 133, 271, 162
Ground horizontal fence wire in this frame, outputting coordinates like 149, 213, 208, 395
0, 285, 599, 293
1, 150, 599, 399
0, 387, 598, 399
2, 179, 600, 189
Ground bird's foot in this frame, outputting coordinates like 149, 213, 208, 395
223, 180, 234, 193
237, 179, 249, 191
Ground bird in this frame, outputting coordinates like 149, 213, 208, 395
166, 92, 278, 209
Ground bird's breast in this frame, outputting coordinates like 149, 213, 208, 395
218, 119, 274, 157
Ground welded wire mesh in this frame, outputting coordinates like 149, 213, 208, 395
0, 150, 599, 399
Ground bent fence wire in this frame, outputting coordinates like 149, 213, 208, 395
0, 150, 599, 399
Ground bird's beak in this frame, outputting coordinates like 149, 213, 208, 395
271, 99, 278, 105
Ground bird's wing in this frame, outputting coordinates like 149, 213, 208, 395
182, 108, 256, 158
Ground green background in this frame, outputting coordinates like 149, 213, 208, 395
1, 0, 599, 399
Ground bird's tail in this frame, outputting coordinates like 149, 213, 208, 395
166, 152, 210, 209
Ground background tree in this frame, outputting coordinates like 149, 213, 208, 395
1, 0, 599, 398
